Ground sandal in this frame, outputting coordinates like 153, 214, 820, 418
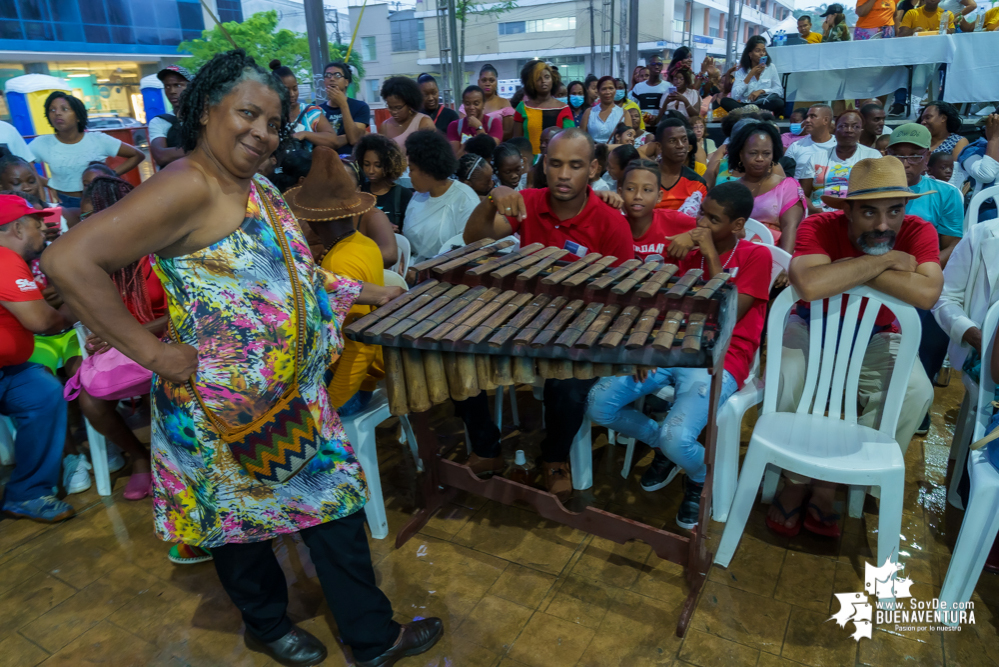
168, 543, 213, 565
765, 493, 805, 537
803, 502, 842, 538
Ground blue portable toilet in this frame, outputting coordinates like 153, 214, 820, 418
4, 74, 70, 137
140, 74, 167, 121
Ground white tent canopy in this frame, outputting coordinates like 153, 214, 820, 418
4, 73, 70, 94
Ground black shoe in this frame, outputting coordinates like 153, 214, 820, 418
915, 413, 931, 436
888, 103, 906, 116
640, 450, 679, 492
355, 618, 444, 667
244, 626, 328, 667
675, 477, 704, 530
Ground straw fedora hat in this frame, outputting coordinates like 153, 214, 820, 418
284, 146, 375, 221
820, 156, 932, 210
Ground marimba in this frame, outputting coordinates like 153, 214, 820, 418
345, 239, 738, 637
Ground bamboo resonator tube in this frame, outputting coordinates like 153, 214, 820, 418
353, 251, 726, 415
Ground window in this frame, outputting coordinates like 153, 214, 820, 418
391, 16, 424, 52
515, 55, 585, 82
673, 18, 685, 34
362, 36, 377, 61
0, 0, 203, 45
366, 79, 380, 103
216, 0, 243, 23
500, 17, 575, 35
708, 27, 719, 37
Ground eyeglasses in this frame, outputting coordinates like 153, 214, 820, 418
886, 152, 927, 164
323, 72, 345, 80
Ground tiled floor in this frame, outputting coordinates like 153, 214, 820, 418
1, 375, 997, 666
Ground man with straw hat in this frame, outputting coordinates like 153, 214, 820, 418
285, 147, 387, 416
766, 156, 943, 539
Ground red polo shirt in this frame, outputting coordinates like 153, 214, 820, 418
506, 187, 635, 266
0, 246, 42, 367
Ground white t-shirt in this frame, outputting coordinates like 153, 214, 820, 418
785, 136, 837, 179
403, 180, 482, 262
148, 116, 173, 142
0, 121, 34, 162
803, 144, 883, 211
29, 132, 123, 192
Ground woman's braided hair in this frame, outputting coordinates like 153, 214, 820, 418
82, 176, 155, 324
177, 49, 291, 153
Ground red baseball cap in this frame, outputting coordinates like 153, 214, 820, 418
0, 194, 60, 227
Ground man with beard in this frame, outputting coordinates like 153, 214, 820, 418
766, 157, 942, 539
462, 128, 634, 499
0, 194, 76, 523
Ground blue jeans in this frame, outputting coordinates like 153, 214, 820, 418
588, 368, 739, 483
337, 390, 373, 418
0, 363, 67, 502
56, 192, 81, 208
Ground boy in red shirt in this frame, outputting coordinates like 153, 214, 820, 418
588, 182, 772, 530
618, 159, 697, 262
0, 194, 76, 523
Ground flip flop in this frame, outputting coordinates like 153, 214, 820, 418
765, 493, 805, 537
168, 543, 213, 565
803, 502, 842, 539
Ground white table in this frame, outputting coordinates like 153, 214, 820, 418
772, 32, 999, 105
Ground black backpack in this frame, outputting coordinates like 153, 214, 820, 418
155, 114, 183, 148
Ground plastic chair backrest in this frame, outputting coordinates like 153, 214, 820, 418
965, 183, 999, 234
767, 245, 790, 288
744, 218, 775, 245
973, 299, 999, 441
392, 233, 411, 277
761, 285, 921, 438
383, 269, 409, 289
438, 233, 467, 257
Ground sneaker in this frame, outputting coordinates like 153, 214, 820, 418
62, 454, 92, 494
915, 413, 931, 436
675, 477, 704, 530
640, 450, 679, 492
888, 103, 906, 116
106, 443, 125, 473
2, 495, 75, 523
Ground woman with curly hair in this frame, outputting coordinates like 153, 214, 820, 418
456, 152, 495, 198
378, 76, 436, 156
42, 49, 441, 667
355, 133, 412, 232
513, 60, 575, 155
28, 92, 144, 210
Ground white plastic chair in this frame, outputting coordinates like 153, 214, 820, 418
392, 233, 411, 278
716, 285, 918, 569
382, 269, 408, 289
963, 183, 999, 234
947, 372, 979, 510
438, 234, 468, 257
340, 389, 419, 539
743, 218, 775, 245
73, 323, 112, 497
938, 299, 999, 621
0, 415, 15, 465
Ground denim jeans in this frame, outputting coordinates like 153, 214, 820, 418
0, 363, 67, 502
587, 368, 738, 484
337, 390, 373, 418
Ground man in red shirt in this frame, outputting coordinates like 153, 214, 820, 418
588, 182, 772, 530
461, 128, 635, 498
0, 194, 76, 523
770, 157, 942, 538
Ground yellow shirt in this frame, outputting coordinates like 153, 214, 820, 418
321, 231, 385, 408
621, 98, 644, 131
901, 7, 955, 32
985, 6, 999, 30
694, 161, 707, 176
804, 31, 823, 43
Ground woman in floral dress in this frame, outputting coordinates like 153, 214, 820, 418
44, 50, 443, 667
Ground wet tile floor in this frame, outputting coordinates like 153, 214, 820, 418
1, 375, 996, 666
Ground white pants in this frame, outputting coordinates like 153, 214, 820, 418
776, 316, 932, 485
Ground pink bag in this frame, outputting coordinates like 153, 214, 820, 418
64, 348, 153, 401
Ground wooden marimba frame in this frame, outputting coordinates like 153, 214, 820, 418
344, 239, 738, 636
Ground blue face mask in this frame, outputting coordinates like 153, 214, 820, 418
790, 122, 803, 135
570, 94, 585, 107
614, 90, 626, 102
555, 96, 568, 104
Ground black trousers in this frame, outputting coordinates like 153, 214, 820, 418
453, 378, 597, 462
720, 94, 786, 116
211, 510, 399, 662
918, 307, 950, 381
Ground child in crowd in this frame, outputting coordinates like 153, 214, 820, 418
610, 122, 637, 147
492, 142, 526, 190
604, 144, 641, 190
81, 161, 116, 190
874, 134, 891, 155
618, 159, 697, 261
929, 152, 955, 183
354, 133, 412, 234
590, 144, 611, 191
588, 181, 771, 529
462, 134, 497, 162
457, 153, 495, 198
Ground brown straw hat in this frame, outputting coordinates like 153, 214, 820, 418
820, 156, 933, 210
284, 146, 375, 221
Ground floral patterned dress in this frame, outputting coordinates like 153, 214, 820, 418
150, 176, 366, 548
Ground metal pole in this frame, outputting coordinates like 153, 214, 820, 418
619, 0, 627, 80
725, 0, 738, 71
590, 0, 596, 75
609, 0, 615, 78
627, 0, 638, 81
304, 0, 329, 102
447, 0, 461, 107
